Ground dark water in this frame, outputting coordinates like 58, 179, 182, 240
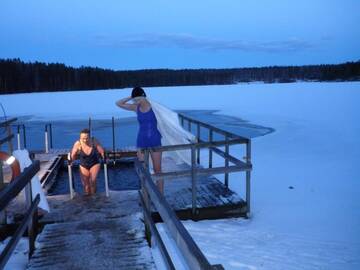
47, 161, 139, 195
3, 110, 274, 152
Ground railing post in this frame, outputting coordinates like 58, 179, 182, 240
25, 179, 35, 257
88, 117, 92, 137
225, 135, 229, 188
246, 140, 251, 214
180, 115, 184, 127
112, 117, 115, 153
23, 124, 27, 149
49, 123, 53, 149
17, 125, 21, 150
191, 146, 197, 216
67, 153, 74, 199
139, 156, 152, 243
209, 129, 213, 168
44, 125, 49, 153
187, 119, 191, 132
6, 124, 13, 154
104, 157, 109, 197
0, 160, 5, 225
196, 123, 200, 164
144, 149, 150, 171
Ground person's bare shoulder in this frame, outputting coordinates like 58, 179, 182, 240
73, 140, 80, 148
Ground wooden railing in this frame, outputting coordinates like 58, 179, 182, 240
135, 113, 253, 269
0, 160, 40, 269
136, 160, 224, 270
0, 118, 17, 152
178, 113, 252, 213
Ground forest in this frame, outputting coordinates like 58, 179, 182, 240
0, 58, 359, 94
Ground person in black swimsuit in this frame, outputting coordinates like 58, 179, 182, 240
71, 128, 105, 195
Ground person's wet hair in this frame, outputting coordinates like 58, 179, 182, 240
80, 128, 90, 134
131, 87, 146, 98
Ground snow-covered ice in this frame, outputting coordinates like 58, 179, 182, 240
1, 81, 360, 269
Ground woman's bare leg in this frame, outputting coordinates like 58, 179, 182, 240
151, 151, 163, 194
79, 166, 91, 195
137, 150, 144, 161
89, 163, 101, 194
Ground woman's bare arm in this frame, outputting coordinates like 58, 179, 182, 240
70, 141, 80, 161
94, 138, 105, 159
115, 96, 137, 111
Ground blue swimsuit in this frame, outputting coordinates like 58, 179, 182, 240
136, 105, 162, 148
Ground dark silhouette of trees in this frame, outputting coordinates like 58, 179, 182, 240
0, 58, 359, 94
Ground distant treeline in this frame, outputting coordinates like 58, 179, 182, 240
1, 58, 359, 94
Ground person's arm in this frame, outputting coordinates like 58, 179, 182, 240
70, 141, 80, 161
94, 138, 105, 159
115, 96, 137, 111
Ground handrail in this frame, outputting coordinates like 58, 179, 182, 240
178, 113, 247, 140
0, 160, 40, 210
0, 195, 40, 269
139, 137, 248, 153
0, 160, 41, 269
0, 118, 17, 128
0, 134, 14, 147
178, 112, 252, 212
135, 160, 224, 270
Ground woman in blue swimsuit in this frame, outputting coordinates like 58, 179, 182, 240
71, 129, 105, 195
116, 87, 163, 191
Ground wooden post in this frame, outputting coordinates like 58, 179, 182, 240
25, 181, 35, 257
5, 125, 13, 154
140, 160, 152, 243
112, 117, 115, 153
187, 120, 191, 132
209, 129, 213, 168
246, 140, 251, 214
17, 125, 21, 150
23, 125, 27, 149
44, 125, 49, 153
144, 150, 150, 171
49, 124, 53, 149
196, 124, 200, 164
225, 135, 229, 188
191, 146, 197, 216
29, 208, 38, 257
88, 117, 92, 137
0, 160, 5, 225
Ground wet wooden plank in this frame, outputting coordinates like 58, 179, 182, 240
28, 191, 156, 270
150, 157, 247, 220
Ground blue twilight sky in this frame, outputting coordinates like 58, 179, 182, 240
0, 0, 359, 70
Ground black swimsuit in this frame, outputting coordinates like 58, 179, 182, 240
78, 142, 100, 170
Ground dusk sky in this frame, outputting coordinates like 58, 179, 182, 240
1, 0, 359, 70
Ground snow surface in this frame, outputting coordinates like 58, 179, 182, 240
1, 81, 360, 269
0, 238, 30, 270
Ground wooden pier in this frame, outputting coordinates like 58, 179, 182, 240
1, 113, 253, 270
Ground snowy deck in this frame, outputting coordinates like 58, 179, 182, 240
28, 191, 156, 270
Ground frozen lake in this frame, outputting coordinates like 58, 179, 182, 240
1, 81, 360, 269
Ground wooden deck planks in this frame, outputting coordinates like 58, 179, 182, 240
28, 191, 156, 270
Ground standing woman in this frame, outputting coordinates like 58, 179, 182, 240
71, 128, 105, 195
116, 87, 163, 191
